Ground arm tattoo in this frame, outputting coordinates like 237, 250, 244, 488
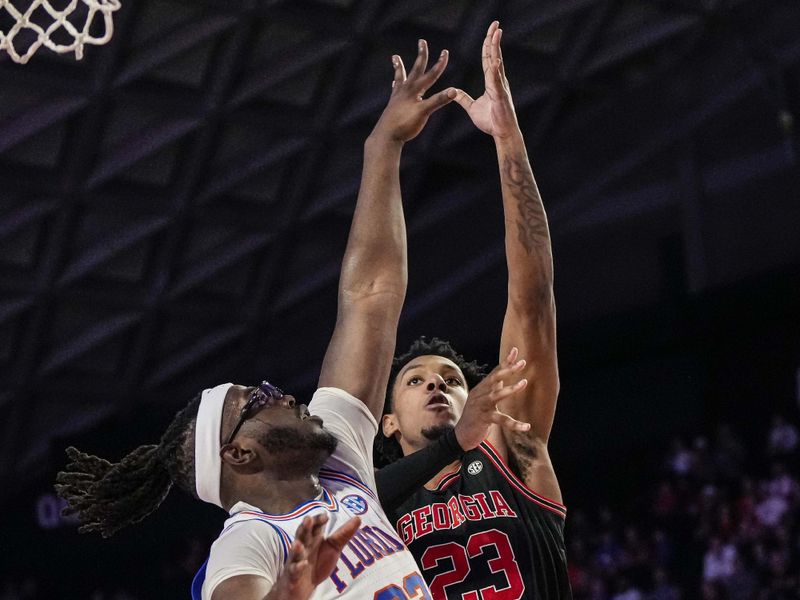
501, 155, 551, 256
505, 430, 538, 482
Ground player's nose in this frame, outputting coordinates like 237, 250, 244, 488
279, 394, 296, 408
426, 375, 447, 392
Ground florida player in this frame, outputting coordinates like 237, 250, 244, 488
375, 22, 572, 599
57, 39, 457, 600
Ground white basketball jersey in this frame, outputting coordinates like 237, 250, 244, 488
197, 387, 430, 600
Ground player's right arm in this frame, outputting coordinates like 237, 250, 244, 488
211, 575, 270, 600
318, 40, 455, 422
452, 22, 561, 502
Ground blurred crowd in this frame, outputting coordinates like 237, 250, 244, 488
1, 413, 798, 599
567, 414, 800, 599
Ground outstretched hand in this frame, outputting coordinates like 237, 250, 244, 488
452, 21, 520, 139
372, 39, 457, 143
268, 515, 361, 600
454, 346, 531, 450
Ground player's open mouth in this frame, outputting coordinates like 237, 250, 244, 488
426, 393, 450, 410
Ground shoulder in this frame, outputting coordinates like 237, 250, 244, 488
310, 387, 378, 435
475, 441, 566, 519
210, 515, 290, 563
203, 518, 286, 600
311, 387, 380, 490
487, 426, 564, 505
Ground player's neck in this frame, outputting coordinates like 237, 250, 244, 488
222, 472, 323, 514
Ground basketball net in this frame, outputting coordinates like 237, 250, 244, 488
0, 0, 120, 64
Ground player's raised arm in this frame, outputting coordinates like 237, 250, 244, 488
452, 22, 560, 497
319, 40, 456, 420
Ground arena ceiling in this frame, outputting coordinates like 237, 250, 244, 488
1, 0, 798, 496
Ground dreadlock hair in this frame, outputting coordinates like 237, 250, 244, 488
54, 392, 203, 538
374, 336, 487, 468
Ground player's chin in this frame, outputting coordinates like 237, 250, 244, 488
310, 427, 339, 455
420, 422, 456, 443
425, 411, 457, 429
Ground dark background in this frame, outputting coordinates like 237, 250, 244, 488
1, 0, 798, 596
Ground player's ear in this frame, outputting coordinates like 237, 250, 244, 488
220, 441, 260, 469
382, 413, 399, 438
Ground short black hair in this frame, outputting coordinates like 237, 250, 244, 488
374, 336, 487, 467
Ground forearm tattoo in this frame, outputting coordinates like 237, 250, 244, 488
501, 154, 551, 256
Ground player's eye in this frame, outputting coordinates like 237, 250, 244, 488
445, 377, 463, 386
407, 376, 423, 385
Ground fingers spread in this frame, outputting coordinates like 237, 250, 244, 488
490, 359, 526, 384
505, 346, 519, 366
288, 555, 308, 582
288, 538, 307, 567
492, 410, 531, 432
417, 48, 449, 92
451, 88, 475, 112
422, 87, 457, 115
311, 514, 328, 534
409, 39, 429, 79
305, 514, 328, 550
489, 378, 528, 404
295, 516, 312, 544
327, 516, 361, 551
392, 55, 407, 87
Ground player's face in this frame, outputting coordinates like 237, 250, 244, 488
227, 384, 336, 457
388, 355, 469, 446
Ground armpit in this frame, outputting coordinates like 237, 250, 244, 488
503, 429, 539, 482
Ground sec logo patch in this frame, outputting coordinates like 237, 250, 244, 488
341, 494, 368, 515
467, 460, 483, 475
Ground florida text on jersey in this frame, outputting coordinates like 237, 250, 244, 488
193, 468, 431, 599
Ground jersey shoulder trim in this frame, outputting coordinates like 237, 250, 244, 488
434, 470, 461, 491
478, 441, 567, 519
233, 487, 339, 522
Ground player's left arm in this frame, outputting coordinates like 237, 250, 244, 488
318, 40, 455, 421
453, 22, 561, 501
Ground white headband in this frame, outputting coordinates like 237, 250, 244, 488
195, 382, 233, 508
